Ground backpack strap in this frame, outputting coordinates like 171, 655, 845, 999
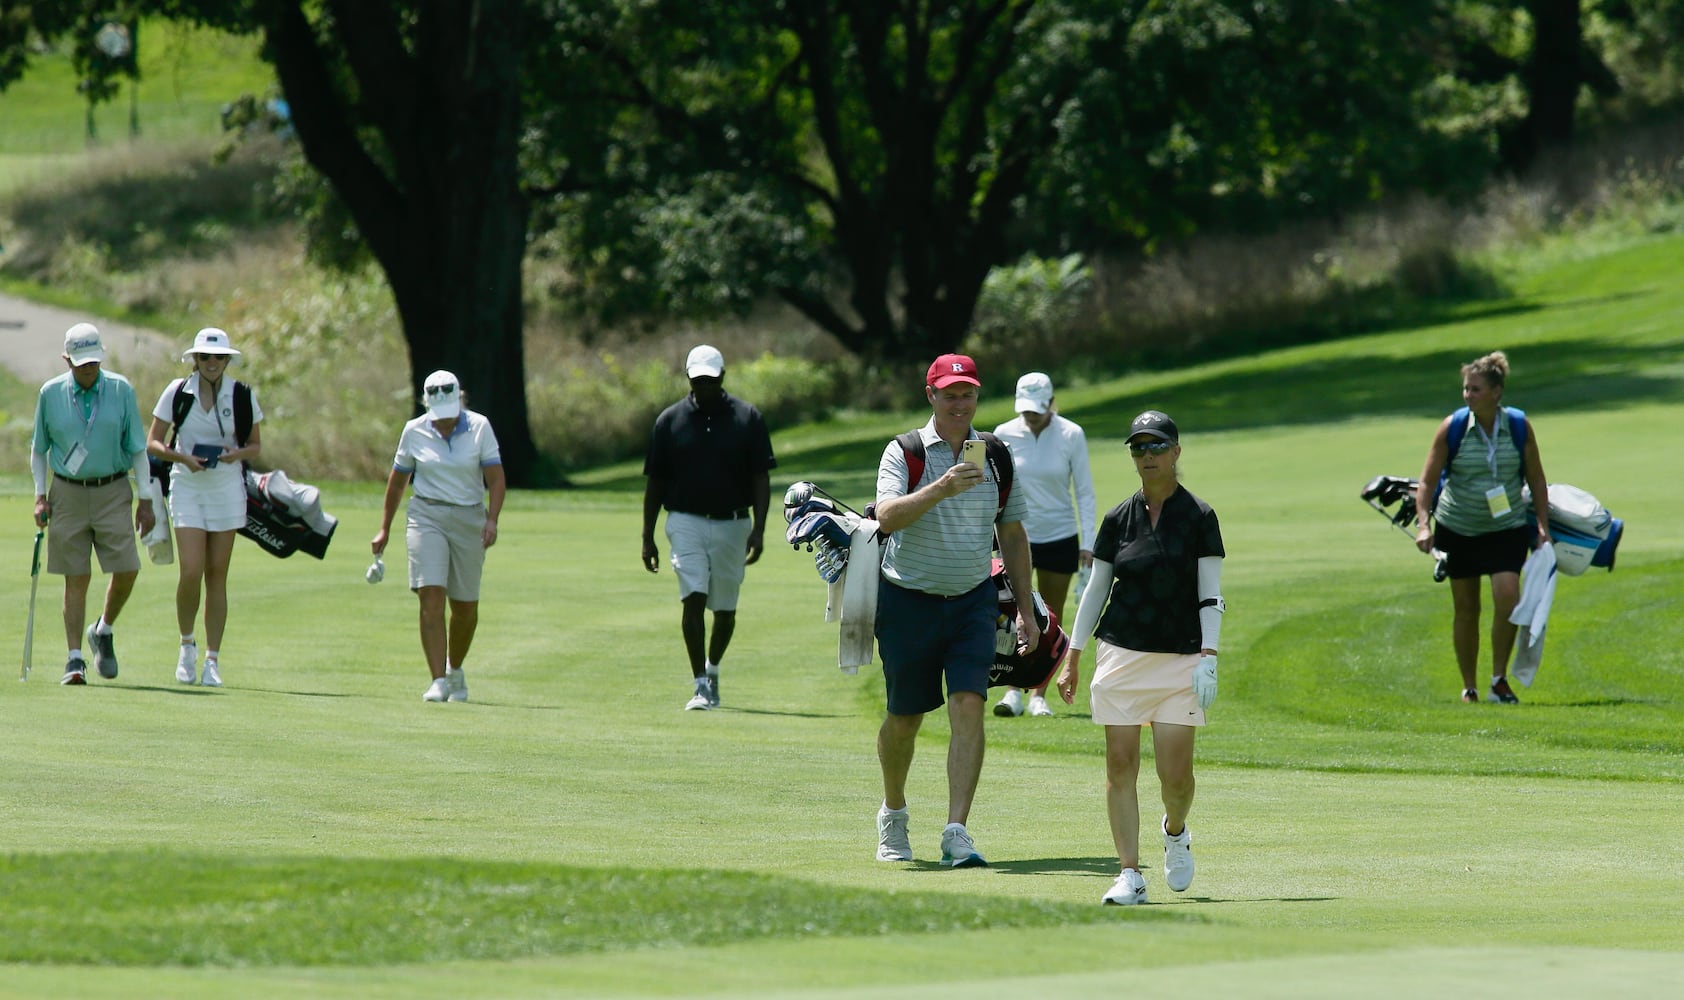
897, 430, 1011, 519
168, 378, 254, 448
1435, 405, 1529, 512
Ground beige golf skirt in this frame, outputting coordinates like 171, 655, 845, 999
1089, 640, 1205, 727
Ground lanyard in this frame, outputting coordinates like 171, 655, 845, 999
71, 381, 102, 450
1471, 410, 1502, 480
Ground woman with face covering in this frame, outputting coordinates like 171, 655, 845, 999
147, 328, 264, 688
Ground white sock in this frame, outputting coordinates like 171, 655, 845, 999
206, 650, 218, 664
95, 617, 112, 635
881, 801, 908, 816
705, 660, 718, 675
181, 635, 195, 646
69, 649, 84, 661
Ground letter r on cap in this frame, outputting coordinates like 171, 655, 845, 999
952, 363, 964, 372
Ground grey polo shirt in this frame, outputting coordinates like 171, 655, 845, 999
876, 419, 1027, 597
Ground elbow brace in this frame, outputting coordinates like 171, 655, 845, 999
1197, 556, 1225, 652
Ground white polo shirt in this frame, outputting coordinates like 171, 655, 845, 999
393, 409, 501, 506
992, 413, 1097, 549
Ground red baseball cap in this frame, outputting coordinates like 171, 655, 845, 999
927, 354, 981, 389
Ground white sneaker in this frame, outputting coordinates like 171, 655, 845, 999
684, 676, 712, 711
939, 822, 987, 867
422, 676, 450, 702
175, 643, 198, 685
1162, 816, 1194, 892
200, 660, 223, 688
1102, 868, 1148, 905
446, 667, 468, 703
1027, 694, 1054, 717
876, 806, 912, 862
992, 689, 1023, 717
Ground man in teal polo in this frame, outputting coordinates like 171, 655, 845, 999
30, 323, 156, 685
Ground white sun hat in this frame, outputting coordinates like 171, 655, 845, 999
181, 327, 242, 362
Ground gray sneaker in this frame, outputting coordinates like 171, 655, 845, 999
876, 806, 912, 862
939, 822, 987, 868
684, 676, 712, 711
446, 667, 468, 703
86, 624, 118, 679
705, 669, 719, 708
61, 659, 87, 686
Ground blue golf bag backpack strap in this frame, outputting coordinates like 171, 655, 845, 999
1432, 404, 1528, 510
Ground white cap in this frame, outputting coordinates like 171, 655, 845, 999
1014, 372, 1054, 414
181, 327, 242, 362
63, 323, 106, 366
685, 344, 725, 379
423, 369, 462, 419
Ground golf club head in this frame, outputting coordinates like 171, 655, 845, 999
783, 482, 816, 522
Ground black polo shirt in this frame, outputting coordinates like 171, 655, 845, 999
1091, 486, 1224, 654
643, 391, 777, 516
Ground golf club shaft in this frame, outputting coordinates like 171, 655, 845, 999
21, 527, 43, 681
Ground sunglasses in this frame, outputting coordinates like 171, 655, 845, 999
425, 384, 458, 397
1128, 440, 1176, 457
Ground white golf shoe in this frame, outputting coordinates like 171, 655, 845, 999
939, 822, 987, 868
1102, 868, 1148, 905
422, 676, 450, 702
445, 667, 468, 703
1162, 816, 1194, 892
1026, 693, 1054, 717
175, 642, 198, 685
200, 660, 223, 688
684, 676, 712, 711
992, 689, 1023, 717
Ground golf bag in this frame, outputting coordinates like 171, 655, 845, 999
1360, 474, 1622, 578
783, 482, 862, 583
1523, 483, 1622, 576
239, 469, 338, 559
988, 558, 1070, 689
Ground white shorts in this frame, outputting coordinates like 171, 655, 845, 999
406, 497, 487, 601
168, 464, 247, 533
665, 511, 752, 611
1090, 641, 1205, 727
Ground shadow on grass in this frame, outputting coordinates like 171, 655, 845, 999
581, 332, 1684, 493
988, 856, 1129, 877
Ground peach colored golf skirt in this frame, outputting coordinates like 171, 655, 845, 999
1090, 640, 1206, 728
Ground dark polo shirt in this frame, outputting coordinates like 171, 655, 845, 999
643, 391, 777, 516
1091, 485, 1225, 654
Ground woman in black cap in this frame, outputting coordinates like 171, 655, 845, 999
1054, 410, 1226, 905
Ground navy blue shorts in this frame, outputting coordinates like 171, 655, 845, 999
1435, 524, 1531, 579
1030, 534, 1081, 575
875, 577, 996, 716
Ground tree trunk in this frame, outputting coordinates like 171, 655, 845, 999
1515, 0, 1583, 172
265, 0, 548, 485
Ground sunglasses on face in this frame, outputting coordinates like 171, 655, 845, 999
425, 384, 457, 397
1128, 440, 1176, 457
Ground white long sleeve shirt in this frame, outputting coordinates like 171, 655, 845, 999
992, 414, 1097, 549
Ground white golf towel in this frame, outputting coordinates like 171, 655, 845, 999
1509, 542, 1557, 687
829, 519, 882, 672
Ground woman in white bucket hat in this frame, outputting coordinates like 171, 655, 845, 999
146, 327, 264, 688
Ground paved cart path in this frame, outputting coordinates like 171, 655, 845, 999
0, 291, 175, 385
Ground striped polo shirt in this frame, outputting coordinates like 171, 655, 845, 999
1437, 408, 1528, 535
877, 419, 1027, 597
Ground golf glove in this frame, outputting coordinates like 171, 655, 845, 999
365, 556, 385, 584
1193, 655, 1218, 710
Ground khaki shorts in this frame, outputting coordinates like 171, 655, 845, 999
665, 511, 752, 611
406, 497, 487, 601
1089, 641, 1205, 727
46, 477, 142, 576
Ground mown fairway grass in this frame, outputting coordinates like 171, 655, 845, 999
2, 234, 1683, 996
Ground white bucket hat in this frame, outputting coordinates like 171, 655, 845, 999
182, 327, 242, 363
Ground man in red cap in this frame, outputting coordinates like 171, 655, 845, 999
869, 353, 1040, 867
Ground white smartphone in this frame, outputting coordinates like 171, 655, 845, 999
961, 439, 986, 468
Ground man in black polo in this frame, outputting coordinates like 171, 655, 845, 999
641, 345, 777, 710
